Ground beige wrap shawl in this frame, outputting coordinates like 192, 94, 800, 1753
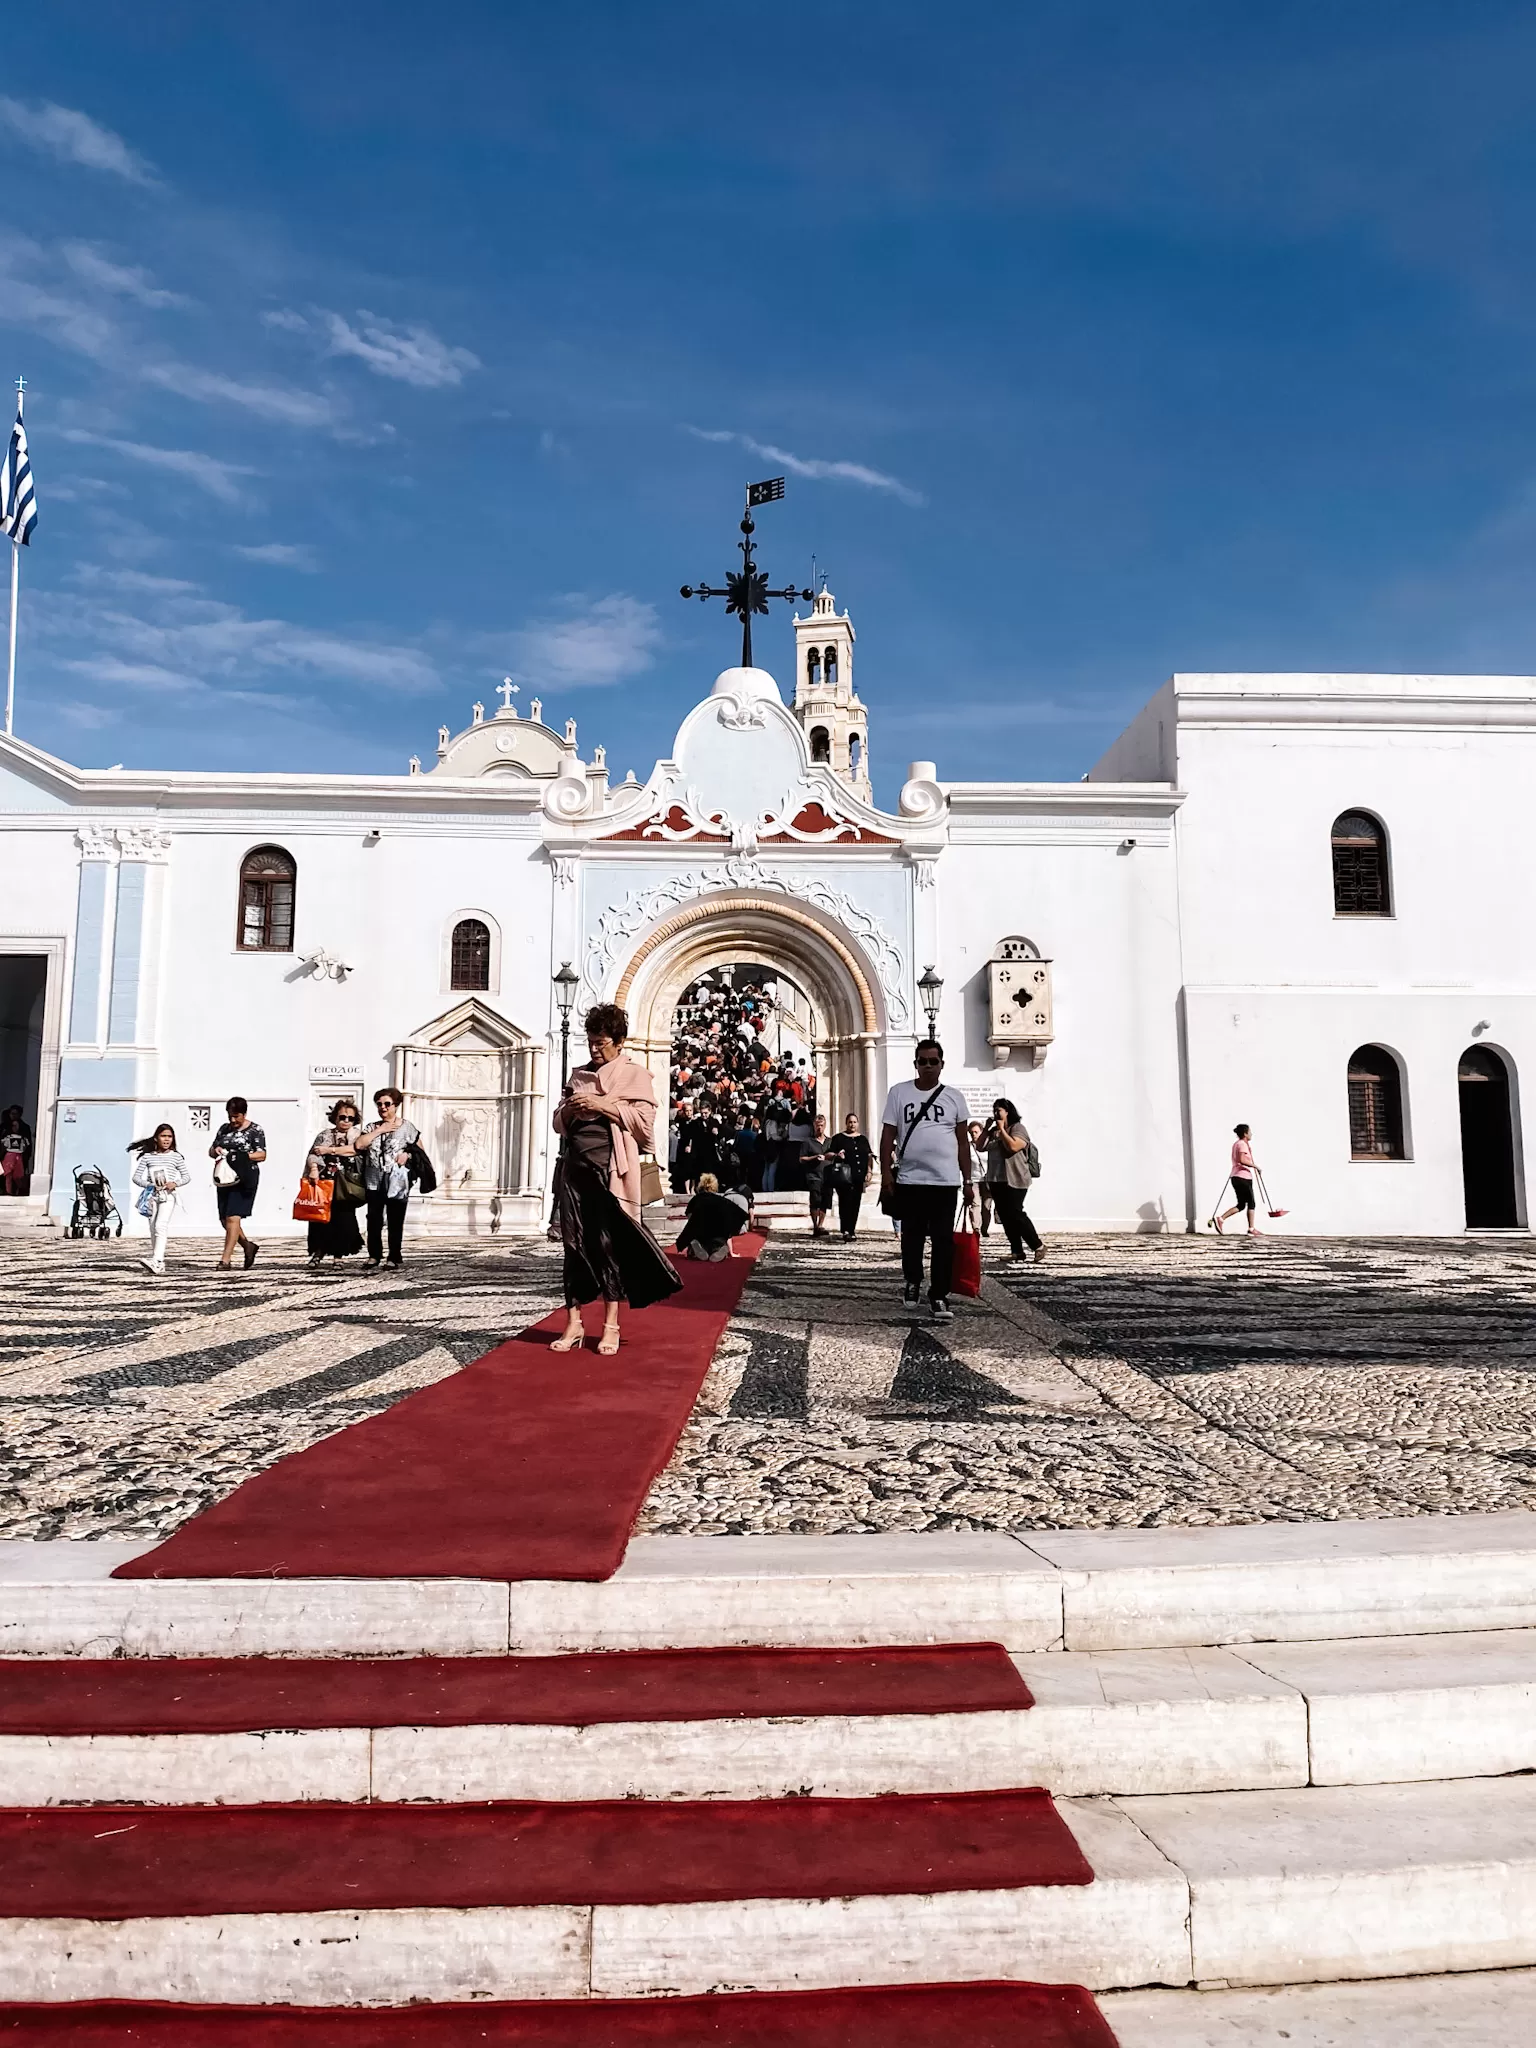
553, 1055, 657, 1220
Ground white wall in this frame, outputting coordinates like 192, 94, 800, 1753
1171, 689, 1536, 1232
932, 823, 1187, 1229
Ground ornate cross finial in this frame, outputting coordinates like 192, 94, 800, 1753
496, 677, 517, 714
681, 479, 814, 669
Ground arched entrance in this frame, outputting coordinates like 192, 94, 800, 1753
1458, 1045, 1521, 1228
613, 892, 885, 1139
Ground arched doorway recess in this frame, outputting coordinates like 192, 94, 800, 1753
1458, 1044, 1521, 1228
613, 893, 885, 1134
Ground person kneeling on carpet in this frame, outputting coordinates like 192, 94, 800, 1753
551, 1002, 682, 1355
675, 1172, 746, 1262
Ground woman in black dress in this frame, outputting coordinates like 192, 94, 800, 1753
550, 1004, 681, 1355
827, 1111, 874, 1240
303, 1099, 366, 1265
803, 1112, 832, 1237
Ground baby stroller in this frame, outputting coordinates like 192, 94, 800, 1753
66, 1163, 122, 1239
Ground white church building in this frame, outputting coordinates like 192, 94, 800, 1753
1, 582, 1529, 1240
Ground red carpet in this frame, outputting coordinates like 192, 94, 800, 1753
0, 1789, 1091, 1915
0, 1983, 1118, 2044
0, 1644, 1031, 1734
115, 1239, 763, 1583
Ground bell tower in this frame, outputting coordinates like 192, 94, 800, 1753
792, 585, 871, 799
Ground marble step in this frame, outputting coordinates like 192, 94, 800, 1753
7, 1779, 1536, 2002
1103, 1967, 1536, 2047
1112, 1774, 1536, 1990
5, 1629, 1534, 1806
9, 1513, 1536, 1659
0, 1794, 1182, 2006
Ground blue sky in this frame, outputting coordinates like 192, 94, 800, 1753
5, 1, 1536, 799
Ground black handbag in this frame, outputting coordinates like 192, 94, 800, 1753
405, 1142, 438, 1195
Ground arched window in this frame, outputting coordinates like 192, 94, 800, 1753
824, 645, 838, 687
809, 725, 831, 763
1348, 1044, 1405, 1158
1332, 811, 1390, 916
237, 845, 295, 952
806, 648, 821, 690
450, 917, 491, 991
849, 731, 863, 773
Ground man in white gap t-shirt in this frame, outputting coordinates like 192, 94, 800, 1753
880, 1039, 974, 1321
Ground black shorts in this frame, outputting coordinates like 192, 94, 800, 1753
1230, 1176, 1255, 1211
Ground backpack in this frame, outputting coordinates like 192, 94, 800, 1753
1026, 1138, 1042, 1179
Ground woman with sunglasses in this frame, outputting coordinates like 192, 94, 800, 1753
303, 1098, 366, 1265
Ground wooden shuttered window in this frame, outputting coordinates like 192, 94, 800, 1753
1332, 811, 1390, 916
1348, 1045, 1404, 1158
237, 846, 296, 952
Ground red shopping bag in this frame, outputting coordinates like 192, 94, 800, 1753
292, 1176, 334, 1224
951, 1228, 982, 1298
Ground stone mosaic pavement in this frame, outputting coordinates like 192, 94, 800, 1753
636, 1228, 1536, 1534
3, 1225, 1536, 1540
0, 1236, 563, 1540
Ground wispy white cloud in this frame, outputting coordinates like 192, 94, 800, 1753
60, 429, 256, 504
0, 97, 159, 186
70, 566, 201, 596
61, 242, 189, 308
322, 310, 479, 387
267, 306, 479, 388
234, 542, 320, 572
43, 573, 439, 702
143, 362, 342, 428
504, 594, 663, 690
685, 427, 924, 507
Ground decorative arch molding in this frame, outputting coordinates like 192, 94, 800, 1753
615, 894, 881, 1036
607, 888, 890, 1133
586, 858, 909, 1031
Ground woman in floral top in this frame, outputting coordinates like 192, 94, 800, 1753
209, 1095, 266, 1271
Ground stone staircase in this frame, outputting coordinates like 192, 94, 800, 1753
3, 1512, 1536, 2038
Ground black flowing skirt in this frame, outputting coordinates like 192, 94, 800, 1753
553, 1154, 683, 1310
307, 1199, 364, 1258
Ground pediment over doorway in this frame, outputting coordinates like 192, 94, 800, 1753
407, 997, 530, 1052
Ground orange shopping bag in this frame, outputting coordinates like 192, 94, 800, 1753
292, 1176, 334, 1224
951, 1227, 982, 1297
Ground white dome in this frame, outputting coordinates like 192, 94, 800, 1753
710, 665, 782, 704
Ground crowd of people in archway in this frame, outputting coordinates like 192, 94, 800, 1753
667, 972, 820, 1194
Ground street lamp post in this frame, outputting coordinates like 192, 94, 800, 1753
553, 961, 580, 1085
917, 964, 944, 1040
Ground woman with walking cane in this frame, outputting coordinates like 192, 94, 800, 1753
550, 1002, 681, 1356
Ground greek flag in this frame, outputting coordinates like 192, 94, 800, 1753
1, 406, 36, 547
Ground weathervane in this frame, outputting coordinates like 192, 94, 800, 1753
680, 478, 814, 669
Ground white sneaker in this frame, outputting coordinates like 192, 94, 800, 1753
138, 1258, 163, 1276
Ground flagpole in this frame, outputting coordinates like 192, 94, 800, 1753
4, 535, 16, 737
3, 376, 20, 738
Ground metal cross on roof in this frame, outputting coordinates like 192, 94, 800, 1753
680, 479, 813, 669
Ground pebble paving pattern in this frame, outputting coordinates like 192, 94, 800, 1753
5, 1225, 1536, 1540
636, 1227, 1536, 1534
0, 1235, 562, 1539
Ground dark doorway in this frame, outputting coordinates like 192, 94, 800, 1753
1459, 1046, 1520, 1228
0, 955, 48, 1196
